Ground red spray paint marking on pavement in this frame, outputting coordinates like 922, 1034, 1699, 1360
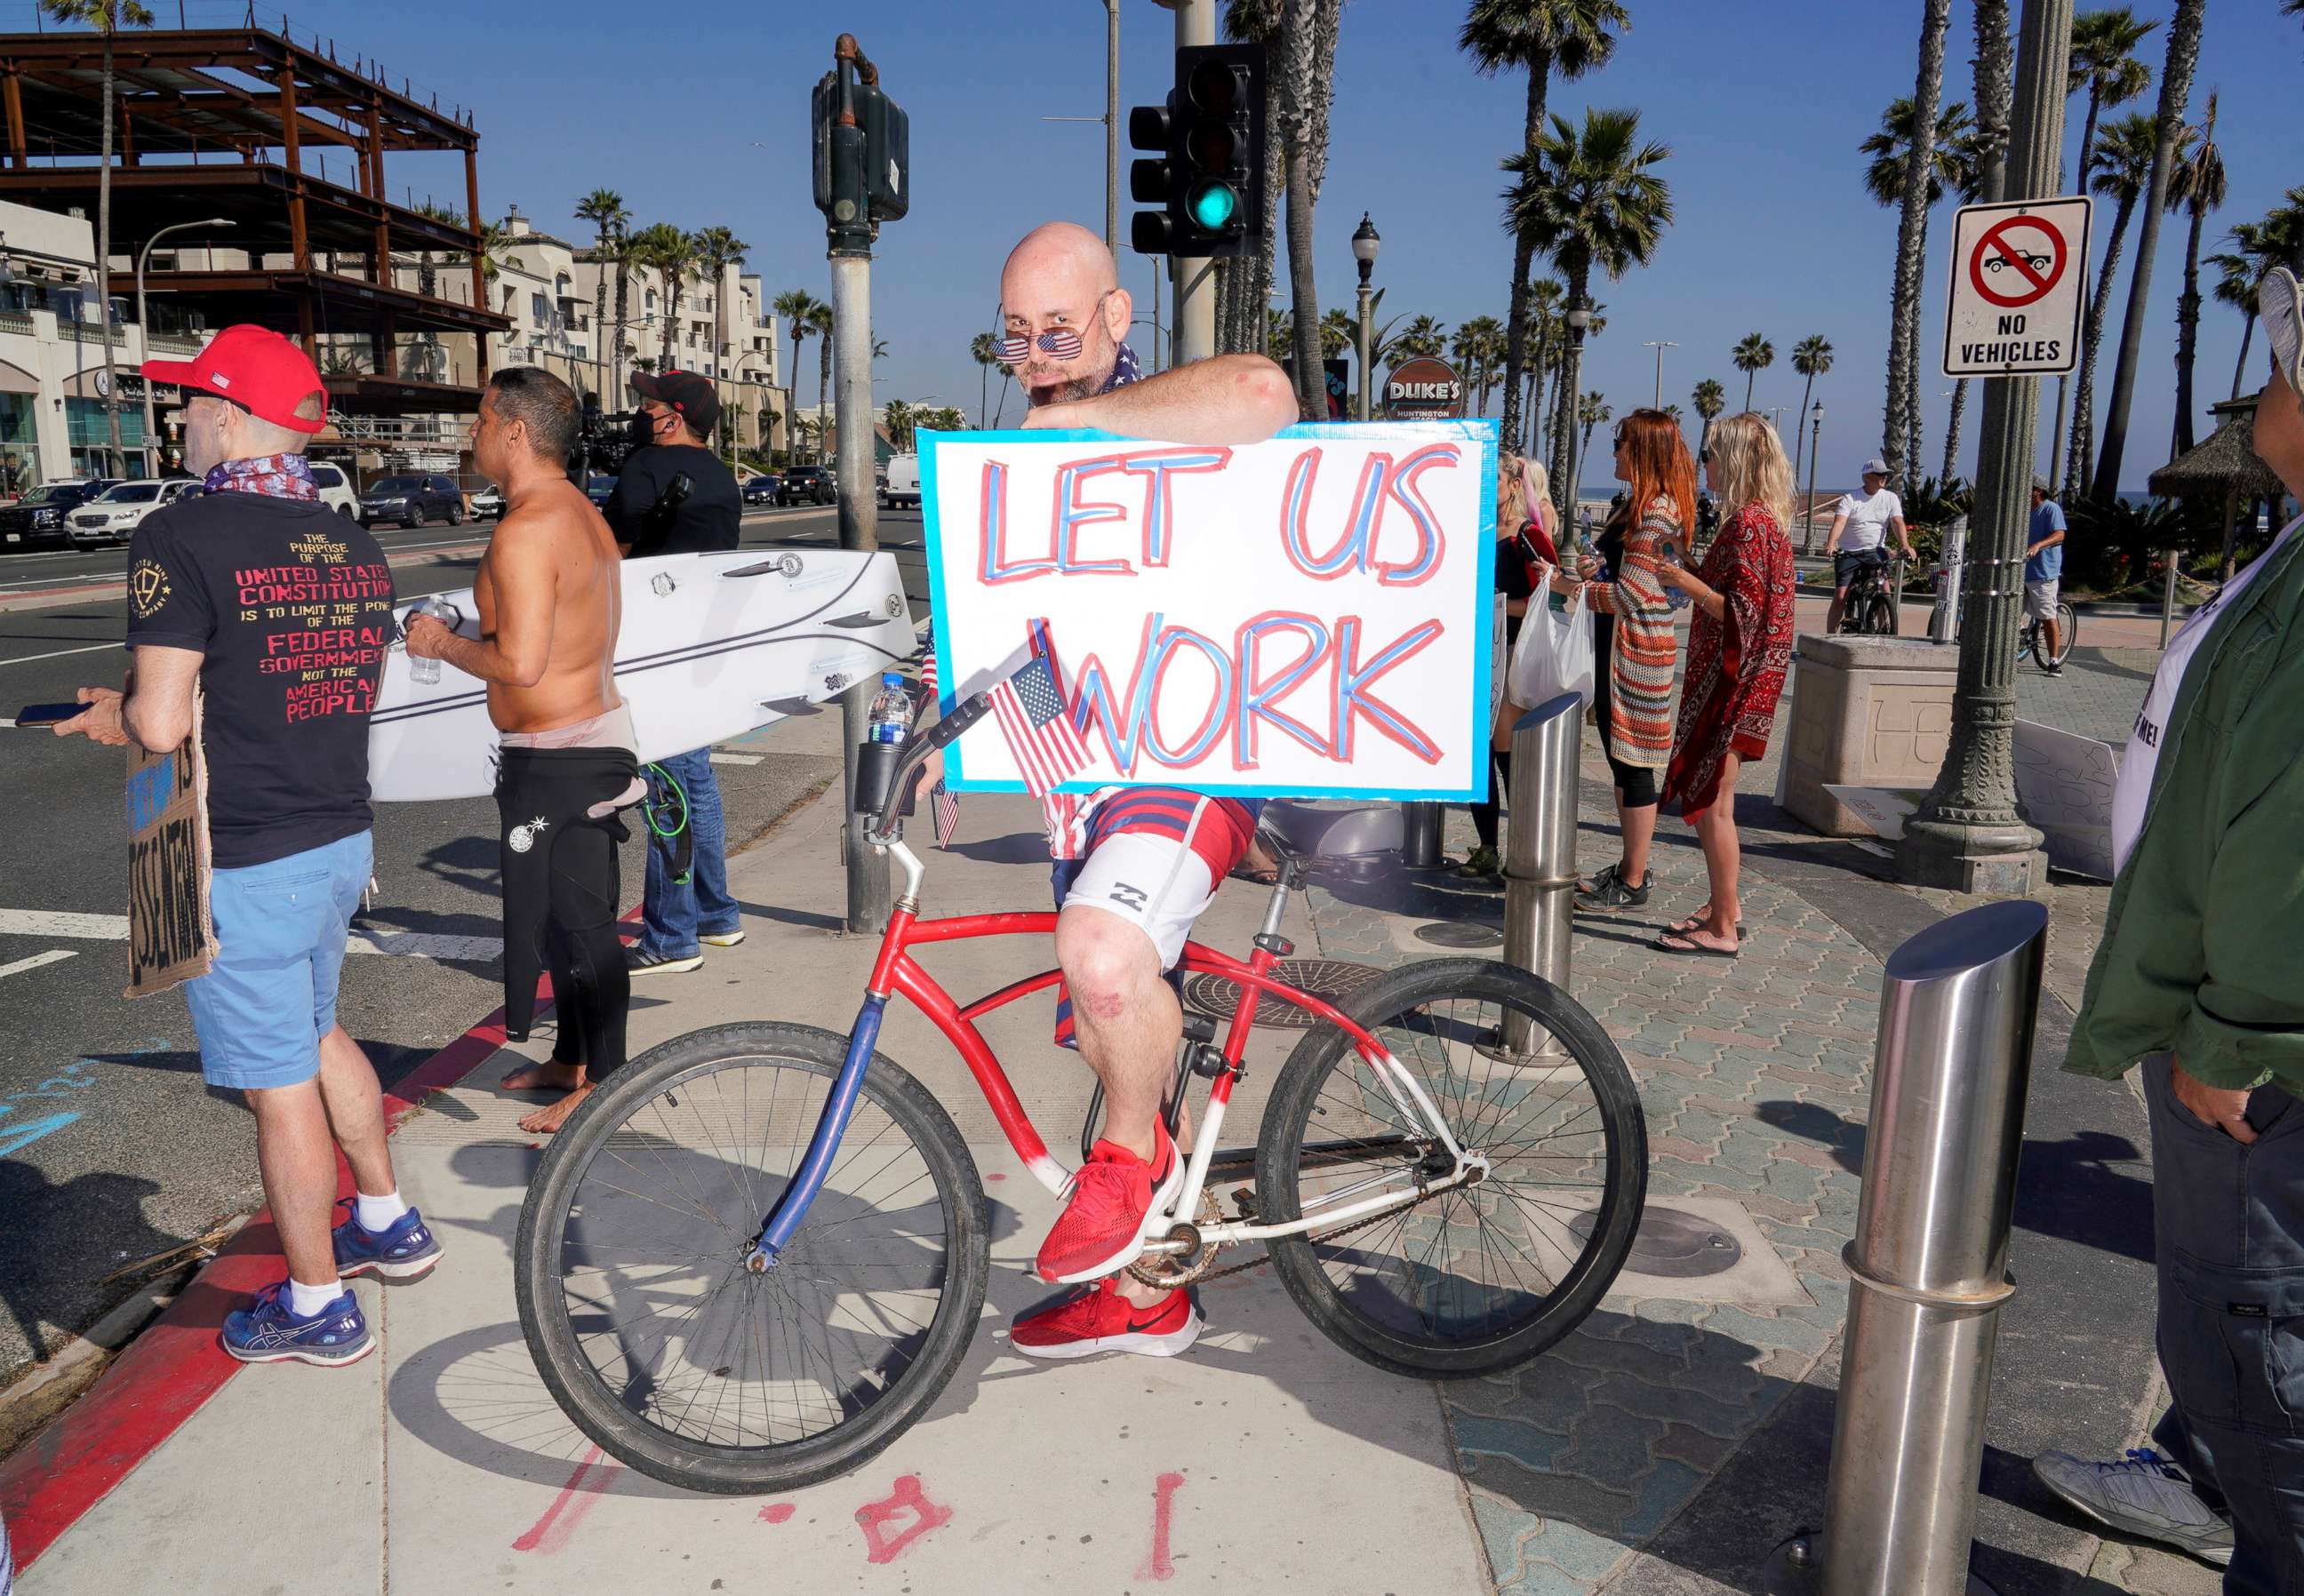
512, 1445, 619, 1554
855, 1474, 953, 1563
757, 1503, 796, 1524
1137, 1471, 1185, 1581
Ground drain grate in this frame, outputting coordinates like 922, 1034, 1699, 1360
1415, 921, 1503, 948
1570, 1204, 1744, 1278
1181, 958, 1386, 1029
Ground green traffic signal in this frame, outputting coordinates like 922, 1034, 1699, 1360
1188, 180, 1239, 231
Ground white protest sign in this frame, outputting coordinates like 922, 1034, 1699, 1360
921, 420, 1498, 802
1942, 196, 2092, 378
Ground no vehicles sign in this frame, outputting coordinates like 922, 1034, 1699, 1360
1943, 196, 2092, 378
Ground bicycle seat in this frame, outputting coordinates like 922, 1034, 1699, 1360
1259, 798, 1406, 862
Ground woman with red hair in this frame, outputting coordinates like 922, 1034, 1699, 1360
1550, 408, 1694, 911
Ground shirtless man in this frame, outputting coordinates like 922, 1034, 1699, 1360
405, 367, 634, 1133
924, 222, 1296, 1361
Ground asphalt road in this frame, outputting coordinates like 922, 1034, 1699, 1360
0, 501, 932, 1382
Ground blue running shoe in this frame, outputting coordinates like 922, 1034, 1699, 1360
220, 1282, 373, 1367
332, 1204, 444, 1281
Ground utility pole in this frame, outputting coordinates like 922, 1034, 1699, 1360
815, 33, 909, 931
1643, 339, 1677, 411
1896, 0, 2068, 895
1106, 0, 1120, 258
1159, 0, 1216, 365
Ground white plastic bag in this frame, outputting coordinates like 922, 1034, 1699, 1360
1507, 572, 1596, 712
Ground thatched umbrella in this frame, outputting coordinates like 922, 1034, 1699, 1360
2148, 395, 2291, 580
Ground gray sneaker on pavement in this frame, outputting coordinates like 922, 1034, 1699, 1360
2033, 1447, 2234, 1566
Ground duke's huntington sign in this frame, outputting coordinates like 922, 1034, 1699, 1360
1382, 357, 1464, 420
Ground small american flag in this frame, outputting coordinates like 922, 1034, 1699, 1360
988, 653, 1089, 797
931, 778, 960, 849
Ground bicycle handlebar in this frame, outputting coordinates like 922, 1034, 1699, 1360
865, 690, 993, 844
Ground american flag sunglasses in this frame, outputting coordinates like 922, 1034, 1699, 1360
990, 325, 1085, 364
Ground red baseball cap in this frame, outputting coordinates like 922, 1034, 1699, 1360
141, 323, 327, 435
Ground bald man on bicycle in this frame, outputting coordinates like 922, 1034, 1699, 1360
921, 222, 1297, 1361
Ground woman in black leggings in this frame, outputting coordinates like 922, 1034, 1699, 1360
1460, 455, 1559, 878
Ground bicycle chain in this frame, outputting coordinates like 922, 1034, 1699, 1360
1167, 1180, 1459, 1288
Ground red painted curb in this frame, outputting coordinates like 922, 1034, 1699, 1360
0, 900, 642, 1572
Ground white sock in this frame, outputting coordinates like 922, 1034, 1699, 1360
287, 1276, 344, 1317
355, 1189, 410, 1233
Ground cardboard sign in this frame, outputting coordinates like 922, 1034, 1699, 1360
1942, 196, 2092, 378
124, 692, 215, 997
922, 420, 1498, 802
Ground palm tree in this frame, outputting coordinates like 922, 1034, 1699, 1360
2067, 8, 2156, 198
39, 0, 155, 472
1661, 403, 1682, 423
1396, 315, 1447, 359
1222, 0, 1286, 358
773, 290, 822, 459
2204, 200, 2304, 403
2093, 0, 2205, 503
574, 189, 628, 403
691, 225, 750, 453
1320, 307, 1356, 360
1274, 0, 1347, 419
808, 301, 836, 459
971, 331, 1004, 428
2165, 90, 2224, 455
1521, 278, 1563, 450
882, 399, 916, 454
1732, 332, 1774, 411
2064, 114, 2162, 496
628, 223, 696, 372
1788, 335, 1833, 488
1505, 106, 1672, 518
1577, 390, 1611, 463
1691, 378, 1725, 460
1465, 315, 1507, 411
1458, 0, 1629, 456
1861, 74, 1967, 491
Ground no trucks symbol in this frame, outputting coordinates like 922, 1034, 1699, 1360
1968, 216, 2065, 308
1943, 196, 2091, 379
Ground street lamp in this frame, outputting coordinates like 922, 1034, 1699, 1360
1642, 339, 1677, 411
137, 217, 234, 475
1351, 212, 1380, 422
1804, 398, 1824, 549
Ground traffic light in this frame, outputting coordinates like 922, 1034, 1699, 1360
1126, 42, 1264, 258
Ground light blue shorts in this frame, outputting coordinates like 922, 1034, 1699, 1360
182, 831, 372, 1092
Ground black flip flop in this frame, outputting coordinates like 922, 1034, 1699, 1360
1667, 915, 1748, 940
1654, 930, 1740, 958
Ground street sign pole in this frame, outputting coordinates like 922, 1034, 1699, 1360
1163, 0, 1216, 365
1897, 0, 2074, 896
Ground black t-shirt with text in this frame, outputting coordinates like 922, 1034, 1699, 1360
124, 492, 396, 869
606, 443, 740, 557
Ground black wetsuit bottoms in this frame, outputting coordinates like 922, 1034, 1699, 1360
494, 746, 638, 1077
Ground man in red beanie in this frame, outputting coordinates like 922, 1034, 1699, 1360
54, 325, 441, 1366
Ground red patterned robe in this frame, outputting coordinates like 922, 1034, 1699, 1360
1661, 504, 1797, 818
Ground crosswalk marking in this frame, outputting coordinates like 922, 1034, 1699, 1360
0, 948, 77, 981
0, 908, 500, 963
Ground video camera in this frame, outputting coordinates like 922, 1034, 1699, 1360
574, 396, 645, 483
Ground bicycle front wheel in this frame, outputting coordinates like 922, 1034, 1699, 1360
1860, 592, 1896, 635
515, 1023, 988, 1494
1254, 959, 1646, 1379
2054, 602, 2078, 665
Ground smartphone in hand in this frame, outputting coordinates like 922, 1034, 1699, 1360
12, 702, 85, 728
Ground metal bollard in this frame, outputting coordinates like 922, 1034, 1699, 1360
1500, 692, 1582, 1050
1930, 518, 1967, 644
1763, 899, 2049, 1596
1400, 801, 1443, 869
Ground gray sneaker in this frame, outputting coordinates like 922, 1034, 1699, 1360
2033, 1447, 2233, 1566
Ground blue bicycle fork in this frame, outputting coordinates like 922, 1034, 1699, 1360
745, 994, 884, 1270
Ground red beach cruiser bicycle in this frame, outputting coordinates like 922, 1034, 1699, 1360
516, 692, 1646, 1493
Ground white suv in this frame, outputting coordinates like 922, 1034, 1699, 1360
307, 461, 359, 520
67, 478, 205, 547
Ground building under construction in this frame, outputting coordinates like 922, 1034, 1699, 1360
0, 20, 511, 469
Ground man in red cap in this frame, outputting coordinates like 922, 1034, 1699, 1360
55, 324, 442, 1367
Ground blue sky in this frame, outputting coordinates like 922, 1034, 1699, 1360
51, 0, 2300, 493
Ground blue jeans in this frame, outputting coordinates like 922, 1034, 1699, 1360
638, 748, 739, 959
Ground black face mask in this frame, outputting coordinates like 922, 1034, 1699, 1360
628, 410, 660, 449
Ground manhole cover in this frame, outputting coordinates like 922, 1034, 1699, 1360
1569, 1204, 1743, 1278
1415, 921, 1503, 948
1181, 959, 1385, 1029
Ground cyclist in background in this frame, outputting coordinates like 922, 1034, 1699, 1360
921, 221, 1296, 1362
1822, 457, 1915, 633
2025, 475, 2068, 676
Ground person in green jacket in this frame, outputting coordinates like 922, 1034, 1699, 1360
2031, 267, 2304, 1588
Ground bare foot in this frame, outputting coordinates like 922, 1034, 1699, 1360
501, 1058, 585, 1093
516, 1080, 596, 1135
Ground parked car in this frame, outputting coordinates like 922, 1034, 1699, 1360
0, 480, 120, 552
740, 471, 781, 507
883, 452, 921, 511
68, 478, 206, 547
585, 475, 617, 510
470, 483, 506, 519
308, 461, 360, 520
780, 464, 836, 506
358, 472, 465, 529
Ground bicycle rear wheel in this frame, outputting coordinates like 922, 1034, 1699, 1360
514, 1023, 988, 1494
1860, 591, 1896, 635
2053, 601, 2078, 665
1253, 959, 1645, 1379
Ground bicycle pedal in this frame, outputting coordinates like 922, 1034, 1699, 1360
1231, 1185, 1258, 1219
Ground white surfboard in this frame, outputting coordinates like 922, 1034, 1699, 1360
367, 548, 915, 802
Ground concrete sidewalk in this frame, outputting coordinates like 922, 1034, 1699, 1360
9, 688, 2207, 1593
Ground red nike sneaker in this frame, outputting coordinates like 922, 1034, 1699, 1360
1010, 1277, 1203, 1361
1034, 1118, 1184, 1284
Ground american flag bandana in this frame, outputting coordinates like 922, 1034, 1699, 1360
988, 651, 1090, 797
203, 452, 319, 501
